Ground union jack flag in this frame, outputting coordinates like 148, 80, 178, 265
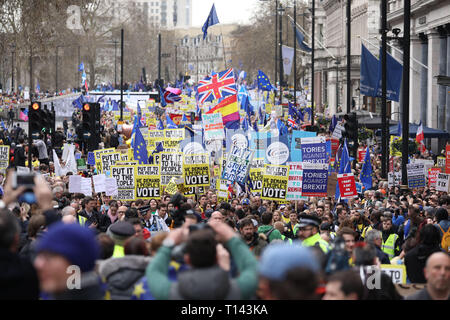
164, 90, 181, 104
196, 68, 237, 104
288, 114, 297, 128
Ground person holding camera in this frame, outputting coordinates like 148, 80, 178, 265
145, 221, 259, 300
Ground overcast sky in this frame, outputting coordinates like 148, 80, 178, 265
191, 0, 261, 27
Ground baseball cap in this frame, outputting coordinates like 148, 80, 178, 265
242, 198, 250, 205
259, 243, 320, 281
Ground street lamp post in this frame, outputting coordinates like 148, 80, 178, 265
311, 0, 315, 126
55, 46, 59, 93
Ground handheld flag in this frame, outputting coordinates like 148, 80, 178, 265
257, 70, 275, 91
196, 68, 237, 104
166, 113, 178, 129
416, 121, 426, 153
202, 4, 219, 40
205, 94, 240, 129
133, 126, 149, 164
360, 146, 372, 190
159, 86, 167, 107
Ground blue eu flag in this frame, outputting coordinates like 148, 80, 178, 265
360, 146, 372, 191
257, 70, 275, 91
133, 125, 148, 164
202, 4, 220, 40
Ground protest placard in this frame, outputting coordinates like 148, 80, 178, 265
203, 113, 225, 140
160, 152, 183, 185
331, 123, 344, 139
327, 172, 338, 198
437, 156, 446, 168
69, 175, 81, 193
183, 155, 211, 188
164, 128, 184, 140
165, 177, 179, 195
100, 152, 121, 174
222, 145, 254, 185
388, 171, 402, 188
290, 130, 316, 161
226, 129, 249, 152
406, 163, 426, 189
0, 145, 10, 170
135, 176, 161, 199
286, 162, 307, 200
337, 173, 358, 199
249, 168, 263, 195
261, 164, 290, 201
446, 144, 450, 174
80, 177, 93, 197
105, 178, 118, 196
300, 136, 327, 164
94, 148, 115, 172
111, 165, 136, 201
358, 148, 367, 163
301, 162, 328, 197
436, 173, 450, 193
93, 174, 106, 193
428, 167, 442, 187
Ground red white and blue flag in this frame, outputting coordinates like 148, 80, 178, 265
163, 87, 182, 104
288, 114, 297, 128
196, 68, 237, 104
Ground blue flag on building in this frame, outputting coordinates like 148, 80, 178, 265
202, 4, 219, 40
291, 21, 312, 52
257, 70, 275, 91
360, 146, 372, 191
376, 48, 403, 102
360, 44, 380, 97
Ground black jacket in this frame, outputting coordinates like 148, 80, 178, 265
0, 248, 40, 300
404, 244, 442, 283
14, 145, 26, 167
79, 209, 111, 234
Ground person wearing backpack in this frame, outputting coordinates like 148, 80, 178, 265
258, 211, 283, 243
434, 207, 450, 253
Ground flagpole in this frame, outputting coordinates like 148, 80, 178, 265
120, 28, 124, 122
311, 0, 315, 126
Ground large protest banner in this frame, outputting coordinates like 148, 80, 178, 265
160, 152, 183, 185
249, 168, 263, 195
0, 145, 10, 171
111, 165, 136, 201
290, 130, 316, 161
337, 173, 358, 199
135, 165, 161, 199
264, 134, 291, 165
406, 163, 426, 189
286, 162, 307, 200
203, 113, 225, 141
222, 144, 254, 184
261, 164, 290, 201
301, 162, 328, 197
183, 153, 211, 188
226, 129, 249, 153
331, 123, 344, 140
300, 136, 327, 164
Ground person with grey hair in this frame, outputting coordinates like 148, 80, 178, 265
365, 229, 390, 264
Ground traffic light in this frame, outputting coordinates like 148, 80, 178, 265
41, 105, 53, 136
81, 102, 100, 151
343, 112, 358, 156
29, 102, 44, 140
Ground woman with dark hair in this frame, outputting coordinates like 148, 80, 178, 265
404, 224, 442, 283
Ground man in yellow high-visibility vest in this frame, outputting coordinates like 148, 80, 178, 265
381, 217, 401, 260
295, 214, 330, 254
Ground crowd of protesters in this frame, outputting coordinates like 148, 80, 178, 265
0, 93, 449, 301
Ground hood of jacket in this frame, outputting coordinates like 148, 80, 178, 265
175, 265, 233, 300
98, 255, 151, 291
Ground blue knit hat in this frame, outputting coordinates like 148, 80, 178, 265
259, 243, 320, 281
36, 222, 100, 272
